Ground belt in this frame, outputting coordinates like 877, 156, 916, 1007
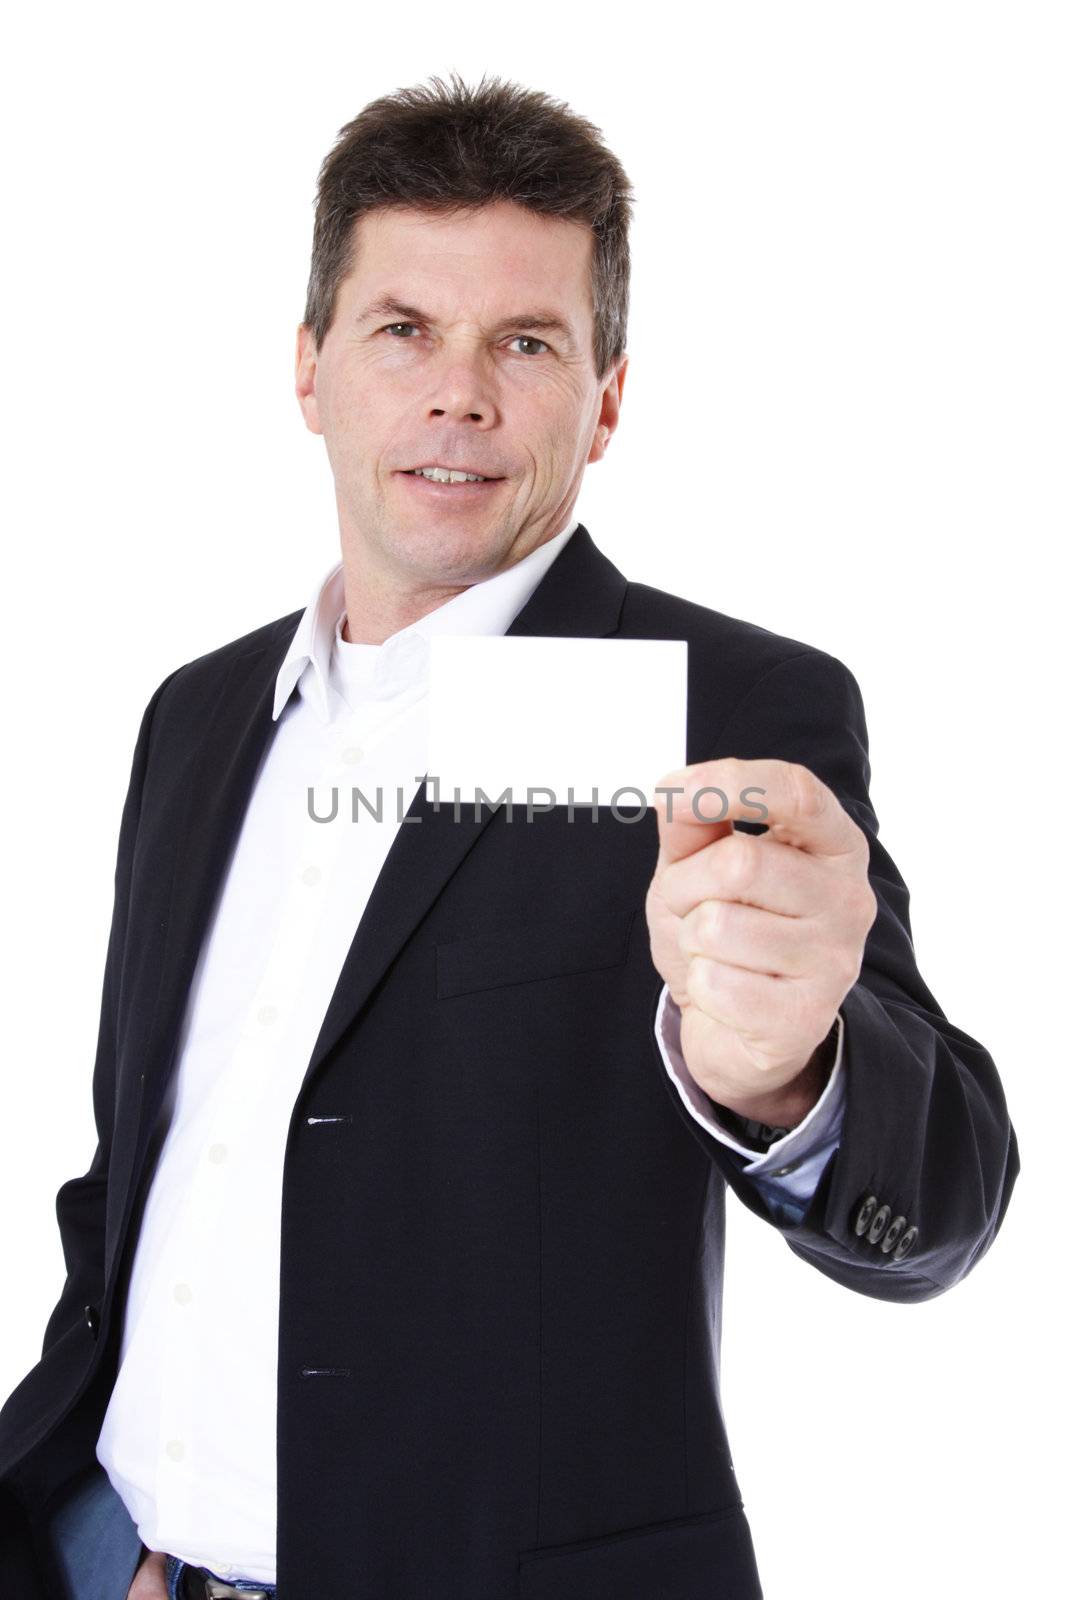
176, 1563, 274, 1599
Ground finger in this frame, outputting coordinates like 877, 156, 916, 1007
678, 897, 817, 979
658, 829, 833, 921
685, 956, 799, 1041
654, 757, 864, 865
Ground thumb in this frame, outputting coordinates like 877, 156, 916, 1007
653, 774, 734, 866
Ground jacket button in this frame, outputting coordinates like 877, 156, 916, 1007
867, 1204, 892, 1244
83, 1304, 100, 1339
880, 1214, 908, 1254
853, 1194, 879, 1236
893, 1224, 919, 1261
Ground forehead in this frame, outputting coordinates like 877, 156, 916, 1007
337, 201, 594, 321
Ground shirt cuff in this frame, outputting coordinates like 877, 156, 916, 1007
652, 984, 846, 1204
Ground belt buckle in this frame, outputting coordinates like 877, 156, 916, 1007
204, 1582, 270, 1599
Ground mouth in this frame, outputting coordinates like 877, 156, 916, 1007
400, 464, 504, 482
396, 465, 506, 500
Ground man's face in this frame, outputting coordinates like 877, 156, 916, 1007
296, 201, 626, 586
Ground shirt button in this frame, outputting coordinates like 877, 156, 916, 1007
208, 1143, 228, 1164
770, 1162, 798, 1177
165, 1439, 185, 1462
173, 1283, 192, 1305
342, 745, 364, 764
301, 864, 322, 886
257, 1004, 279, 1027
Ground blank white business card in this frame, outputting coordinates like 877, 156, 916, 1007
426, 635, 688, 805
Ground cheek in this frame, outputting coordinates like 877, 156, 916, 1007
518, 390, 585, 459
524, 369, 586, 424
323, 378, 394, 460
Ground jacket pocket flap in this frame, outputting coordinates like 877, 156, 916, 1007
518, 1503, 761, 1599
436, 907, 638, 999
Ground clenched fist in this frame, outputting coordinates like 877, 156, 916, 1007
646, 757, 878, 1126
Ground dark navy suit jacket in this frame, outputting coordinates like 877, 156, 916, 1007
0, 525, 1020, 1598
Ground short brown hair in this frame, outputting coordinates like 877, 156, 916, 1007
303, 72, 634, 383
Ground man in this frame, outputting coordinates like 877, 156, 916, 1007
0, 73, 1019, 1600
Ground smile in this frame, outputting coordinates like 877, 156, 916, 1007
405, 465, 496, 483
397, 469, 505, 497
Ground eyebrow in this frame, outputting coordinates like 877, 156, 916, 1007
355, 294, 578, 347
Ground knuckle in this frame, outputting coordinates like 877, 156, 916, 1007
863, 885, 879, 931
847, 875, 879, 934
841, 876, 871, 921
694, 902, 716, 947
687, 953, 716, 1002
654, 861, 686, 918
701, 898, 732, 944
717, 755, 747, 792
721, 834, 760, 896
788, 762, 827, 823
833, 948, 862, 992
682, 899, 725, 954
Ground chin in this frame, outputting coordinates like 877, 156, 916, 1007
390, 521, 507, 577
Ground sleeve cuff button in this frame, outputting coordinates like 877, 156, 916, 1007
880, 1214, 909, 1254
892, 1224, 919, 1261
853, 1194, 879, 1236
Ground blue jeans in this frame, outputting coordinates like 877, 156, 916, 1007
164, 1553, 278, 1597
45, 1463, 144, 1600
41, 1459, 276, 1599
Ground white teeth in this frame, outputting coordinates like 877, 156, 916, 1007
414, 466, 487, 483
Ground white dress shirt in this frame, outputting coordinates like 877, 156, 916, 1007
95, 514, 844, 1582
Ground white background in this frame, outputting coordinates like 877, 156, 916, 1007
0, 3, 1062, 1594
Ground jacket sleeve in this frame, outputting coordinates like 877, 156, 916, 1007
39, 670, 179, 1357
661, 647, 1021, 1304
654, 982, 846, 1217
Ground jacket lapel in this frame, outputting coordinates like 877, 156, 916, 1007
302, 524, 628, 1084
129, 641, 286, 1170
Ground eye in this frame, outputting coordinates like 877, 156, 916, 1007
378, 324, 548, 354
510, 335, 549, 356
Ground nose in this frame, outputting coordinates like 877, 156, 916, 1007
427, 353, 500, 428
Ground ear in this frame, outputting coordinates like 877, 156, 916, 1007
588, 354, 628, 464
295, 324, 323, 435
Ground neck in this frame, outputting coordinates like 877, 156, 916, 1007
340, 570, 474, 645
336, 515, 575, 645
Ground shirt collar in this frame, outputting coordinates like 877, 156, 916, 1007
272, 514, 580, 724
